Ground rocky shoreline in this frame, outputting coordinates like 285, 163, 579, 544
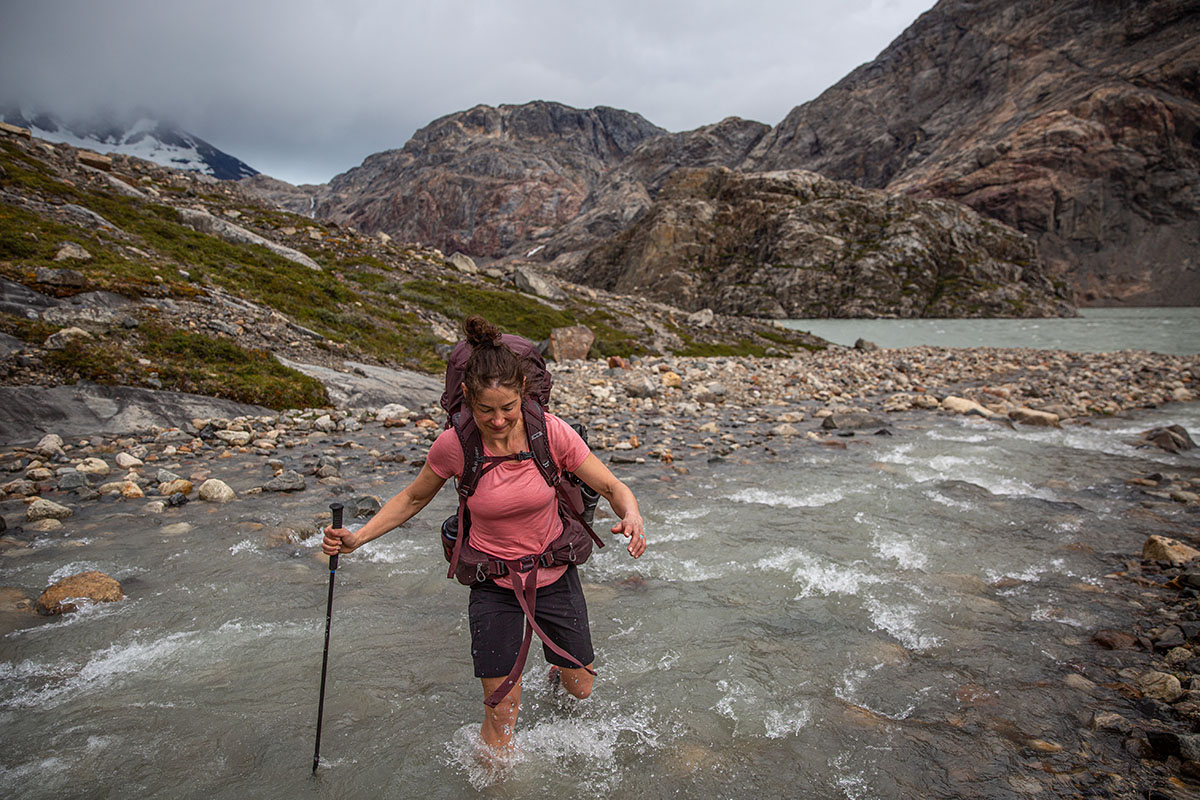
1, 344, 1198, 792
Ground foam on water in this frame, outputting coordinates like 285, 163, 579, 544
727, 487, 846, 509
856, 512, 929, 570
759, 548, 883, 598
443, 700, 664, 792
866, 599, 941, 651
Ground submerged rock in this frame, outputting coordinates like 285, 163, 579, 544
36, 571, 124, 615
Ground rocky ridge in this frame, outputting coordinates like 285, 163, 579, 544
0, 123, 823, 419
574, 166, 1073, 318
744, 0, 1200, 306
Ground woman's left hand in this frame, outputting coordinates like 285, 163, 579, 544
611, 514, 646, 558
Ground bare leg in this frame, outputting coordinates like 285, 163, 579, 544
480, 676, 522, 752
555, 662, 594, 699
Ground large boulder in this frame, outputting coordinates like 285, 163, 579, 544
36, 571, 124, 615
1143, 535, 1200, 566
1134, 425, 1195, 454
546, 326, 594, 361
514, 267, 567, 301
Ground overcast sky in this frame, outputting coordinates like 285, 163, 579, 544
1, 0, 935, 186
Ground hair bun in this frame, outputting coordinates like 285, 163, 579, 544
463, 315, 502, 349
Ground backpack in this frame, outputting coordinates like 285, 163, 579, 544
438, 334, 604, 707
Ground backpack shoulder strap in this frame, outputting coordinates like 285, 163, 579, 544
521, 398, 559, 488
452, 410, 487, 497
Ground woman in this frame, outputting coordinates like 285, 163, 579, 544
321, 315, 646, 754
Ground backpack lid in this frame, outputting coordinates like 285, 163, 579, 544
440, 333, 552, 421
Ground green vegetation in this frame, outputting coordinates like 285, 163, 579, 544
31, 317, 329, 409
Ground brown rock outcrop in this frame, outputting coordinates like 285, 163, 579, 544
743, 0, 1200, 306
573, 167, 1073, 318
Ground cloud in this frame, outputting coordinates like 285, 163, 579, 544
0, 0, 934, 184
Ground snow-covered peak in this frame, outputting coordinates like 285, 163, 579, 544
1, 108, 259, 181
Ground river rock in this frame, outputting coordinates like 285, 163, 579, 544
546, 326, 594, 361
376, 403, 410, 421
35, 434, 65, 459
115, 452, 144, 469
353, 495, 382, 518
1008, 407, 1060, 427
28, 518, 63, 532
1143, 535, 1200, 566
771, 423, 801, 437
941, 396, 995, 418
26, 498, 72, 521
215, 430, 252, 446
25, 467, 53, 481
56, 470, 91, 490
1139, 671, 1184, 703
158, 479, 193, 496
264, 470, 306, 492
625, 376, 659, 398
121, 481, 145, 499
75, 457, 110, 477
198, 479, 235, 503
36, 570, 124, 615
3, 479, 38, 496
313, 414, 336, 433
662, 371, 682, 389
1134, 425, 1195, 454
821, 413, 889, 431
1092, 629, 1139, 650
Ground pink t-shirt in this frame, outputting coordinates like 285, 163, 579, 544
427, 412, 591, 589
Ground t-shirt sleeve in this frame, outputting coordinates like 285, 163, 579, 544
547, 413, 591, 473
426, 427, 464, 480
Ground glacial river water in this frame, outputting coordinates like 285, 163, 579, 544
2, 398, 1199, 798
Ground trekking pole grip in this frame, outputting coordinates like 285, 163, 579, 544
329, 502, 343, 570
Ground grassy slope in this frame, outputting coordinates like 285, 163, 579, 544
0, 136, 822, 409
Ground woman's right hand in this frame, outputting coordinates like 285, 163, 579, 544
322, 525, 361, 556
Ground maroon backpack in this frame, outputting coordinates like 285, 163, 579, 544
439, 334, 604, 707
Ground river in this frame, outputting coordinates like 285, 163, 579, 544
1, 312, 1198, 798
780, 308, 1200, 356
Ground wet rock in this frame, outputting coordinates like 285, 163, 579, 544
1091, 712, 1133, 733
1143, 535, 1200, 566
25, 467, 53, 481
36, 570, 123, 615
771, 423, 801, 437
264, 470, 306, 492
26, 498, 72, 521
1135, 425, 1196, 454
941, 396, 997, 418
854, 338, 879, 351
353, 495, 382, 518
1139, 671, 1184, 703
121, 481, 145, 499
1064, 673, 1097, 691
1093, 629, 1139, 650
156, 469, 181, 484
166, 493, 189, 507
198, 479, 235, 503
1009, 407, 1060, 427
821, 413, 889, 431
28, 519, 63, 532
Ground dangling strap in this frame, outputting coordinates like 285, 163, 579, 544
483, 562, 596, 708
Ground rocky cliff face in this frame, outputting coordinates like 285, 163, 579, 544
743, 0, 1200, 305
311, 101, 665, 257
574, 167, 1074, 319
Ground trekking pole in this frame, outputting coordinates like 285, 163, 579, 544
312, 502, 343, 774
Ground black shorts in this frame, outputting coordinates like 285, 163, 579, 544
468, 564, 594, 679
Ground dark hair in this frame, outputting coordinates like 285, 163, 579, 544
462, 315, 528, 402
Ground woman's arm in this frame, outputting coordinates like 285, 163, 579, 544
321, 461, 448, 555
571, 453, 646, 558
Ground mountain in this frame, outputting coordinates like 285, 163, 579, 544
0, 108, 259, 181
310, 101, 665, 258
573, 166, 1072, 318
742, 0, 1200, 305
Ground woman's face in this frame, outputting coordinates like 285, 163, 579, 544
467, 383, 523, 438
